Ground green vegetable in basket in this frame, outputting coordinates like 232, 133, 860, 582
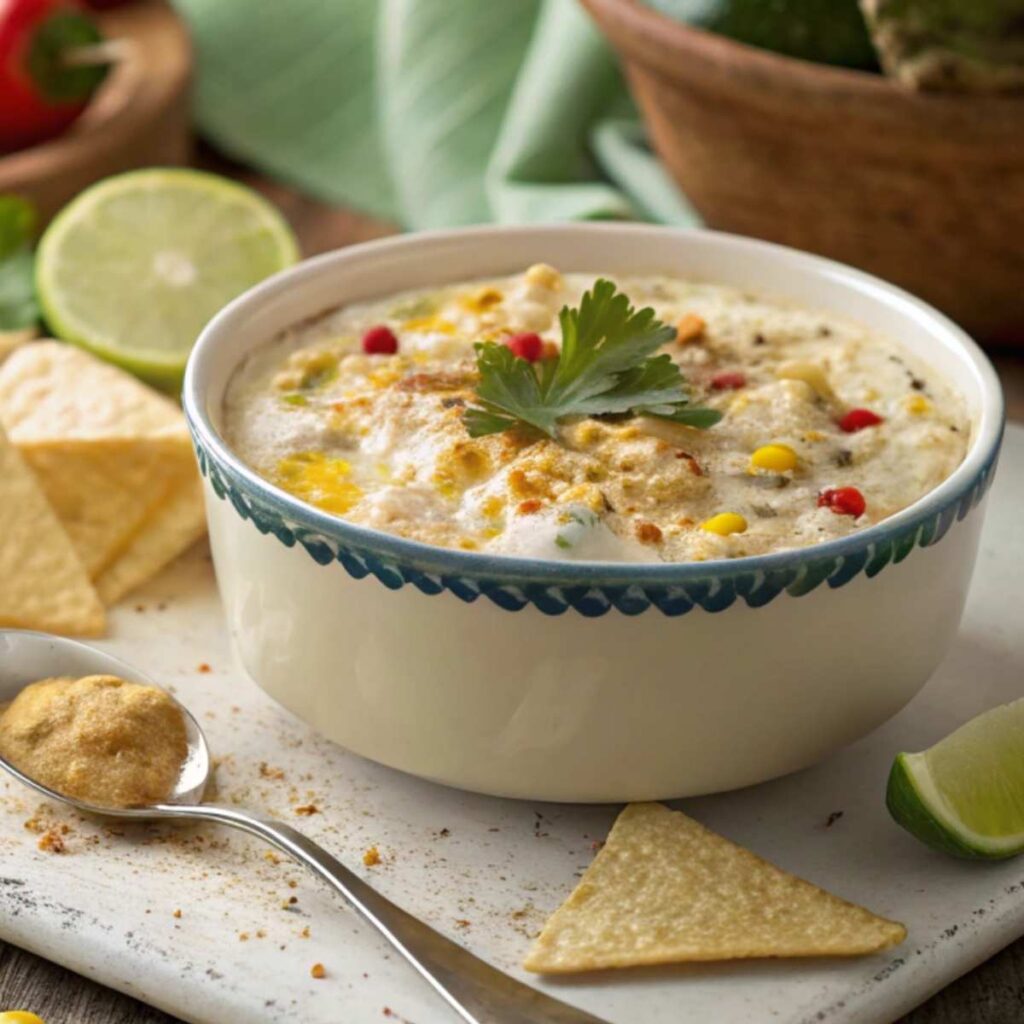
860, 0, 1024, 92
644, 0, 879, 69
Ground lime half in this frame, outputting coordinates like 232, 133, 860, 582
887, 699, 1024, 859
37, 168, 299, 390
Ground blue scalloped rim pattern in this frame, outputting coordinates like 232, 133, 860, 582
193, 431, 1000, 618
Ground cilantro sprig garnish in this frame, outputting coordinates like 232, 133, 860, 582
463, 279, 722, 439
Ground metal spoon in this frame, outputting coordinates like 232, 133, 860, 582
0, 630, 606, 1024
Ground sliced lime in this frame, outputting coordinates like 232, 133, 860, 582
36, 168, 299, 390
887, 699, 1024, 859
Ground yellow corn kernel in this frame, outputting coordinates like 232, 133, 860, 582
481, 495, 505, 519
458, 538, 479, 550
905, 394, 932, 415
750, 443, 798, 473
676, 312, 706, 345
0, 1016, 47, 1024
701, 512, 748, 536
274, 452, 363, 514
368, 364, 403, 389
403, 315, 455, 334
460, 287, 503, 314
775, 360, 836, 401
574, 421, 606, 446
558, 483, 605, 512
525, 263, 562, 290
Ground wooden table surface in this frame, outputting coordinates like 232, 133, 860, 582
1, 153, 1023, 1024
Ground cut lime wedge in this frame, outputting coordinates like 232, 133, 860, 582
887, 699, 1024, 859
36, 168, 299, 390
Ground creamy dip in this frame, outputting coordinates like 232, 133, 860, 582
223, 265, 969, 563
0, 675, 188, 808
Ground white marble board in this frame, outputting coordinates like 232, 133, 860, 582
1, 427, 1023, 1024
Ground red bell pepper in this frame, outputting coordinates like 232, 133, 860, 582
0, 0, 109, 153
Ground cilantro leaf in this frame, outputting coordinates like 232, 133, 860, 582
463, 278, 721, 438
0, 197, 39, 332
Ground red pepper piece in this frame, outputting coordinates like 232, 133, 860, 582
505, 332, 543, 363
818, 486, 866, 518
0, 0, 109, 152
838, 408, 884, 433
710, 371, 746, 391
361, 325, 399, 355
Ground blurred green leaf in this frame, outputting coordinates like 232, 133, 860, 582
0, 197, 35, 260
0, 197, 39, 331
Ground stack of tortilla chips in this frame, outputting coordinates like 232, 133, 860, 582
0, 340, 206, 636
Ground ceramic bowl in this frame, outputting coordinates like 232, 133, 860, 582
183, 224, 1003, 802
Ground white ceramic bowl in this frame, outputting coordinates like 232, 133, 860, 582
184, 224, 1003, 802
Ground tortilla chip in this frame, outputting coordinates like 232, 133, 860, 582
0, 426, 105, 636
95, 475, 207, 604
0, 342, 205, 594
0, 339, 184, 439
0, 328, 34, 363
16, 437, 193, 578
524, 803, 906, 973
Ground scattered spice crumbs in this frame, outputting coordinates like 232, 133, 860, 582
455, 919, 471, 929
238, 932, 250, 942
38, 828, 66, 854
295, 803, 320, 816
259, 762, 285, 780
264, 851, 281, 865
173, 909, 182, 919
311, 962, 326, 980
300, 926, 311, 939
825, 811, 845, 828
197, 663, 212, 674
363, 845, 381, 867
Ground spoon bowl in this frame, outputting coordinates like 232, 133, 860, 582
0, 629, 210, 813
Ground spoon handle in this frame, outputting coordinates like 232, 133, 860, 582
163, 803, 607, 1024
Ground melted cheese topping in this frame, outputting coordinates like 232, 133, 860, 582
223, 267, 969, 563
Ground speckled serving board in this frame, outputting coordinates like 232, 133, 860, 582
2, 426, 1023, 1024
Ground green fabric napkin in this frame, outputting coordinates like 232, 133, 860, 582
172, 0, 698, 229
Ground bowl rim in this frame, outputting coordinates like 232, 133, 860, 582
183, 222, 1004, 587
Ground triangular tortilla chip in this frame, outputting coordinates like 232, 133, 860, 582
0, 339, 184, 439
524, 803, 906, 973
15, 437, 193, 578
94, 475, 207, 604
0, 426, 104, 636
0, 342, 205, 593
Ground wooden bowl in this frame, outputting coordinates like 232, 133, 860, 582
0, 0, 191, 227
581, 0, 1024, 344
